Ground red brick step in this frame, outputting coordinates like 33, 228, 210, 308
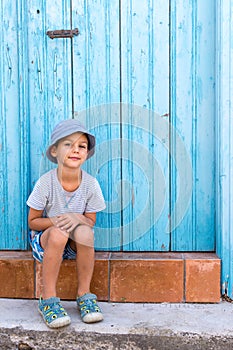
0, 251, 221, 303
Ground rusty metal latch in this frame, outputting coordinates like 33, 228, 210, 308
46, 28, 79, 39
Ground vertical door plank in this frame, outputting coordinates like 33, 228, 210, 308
120, 0, 170, 250
28, 0, 72, 186
0, 0, 29, 249
194, 1, 216, 250
72, 1, 121, 250
170, 0, 216, 250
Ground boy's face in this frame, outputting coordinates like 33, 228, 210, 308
50, 132, 89, 168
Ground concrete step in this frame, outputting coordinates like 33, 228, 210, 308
0, 299, 233, 350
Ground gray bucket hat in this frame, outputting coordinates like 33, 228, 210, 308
46, 119, 95, 163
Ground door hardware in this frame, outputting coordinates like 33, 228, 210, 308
46, 28, 79, 39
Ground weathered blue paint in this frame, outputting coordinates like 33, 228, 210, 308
216, 0, 233, 298
120, 0, 170, 251
170, 0, 216, 251
0, 0, 30, 249
27, 0, 73, 186
72, 1, 122, 250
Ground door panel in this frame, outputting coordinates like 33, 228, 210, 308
0, 0, 29, 249
28, 0, 73, 185
72, 1, 122, 250
120, 0, 170, 250
170, 0, 216, 250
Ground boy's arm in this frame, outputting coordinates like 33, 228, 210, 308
55, 212, 96, 233
28, 207, 96, 233
28, 208, 55, 231
83, 212, 96, 227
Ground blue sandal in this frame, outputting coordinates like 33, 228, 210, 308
38, 297, 71, 328
77, 293, 103, 323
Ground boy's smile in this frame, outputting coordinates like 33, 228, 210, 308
50, 132, 89, 168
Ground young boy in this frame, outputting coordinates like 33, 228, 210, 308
27, 119, 106, 328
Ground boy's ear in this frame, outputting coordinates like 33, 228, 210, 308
50, 145, 57, 158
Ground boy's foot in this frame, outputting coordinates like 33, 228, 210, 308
76, 293, 103, 323
38, 297, 71, 328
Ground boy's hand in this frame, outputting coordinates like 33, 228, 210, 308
55, 213, 84, 233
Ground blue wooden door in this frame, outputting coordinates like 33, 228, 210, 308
0, 0, 216, 253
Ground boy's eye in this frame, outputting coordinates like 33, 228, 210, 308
64, 142, 72, 147
79, 145, 87, 149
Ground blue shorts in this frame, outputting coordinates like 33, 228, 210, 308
29, 231, 76, 263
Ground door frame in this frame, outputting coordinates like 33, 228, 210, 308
216, 0, 233, 298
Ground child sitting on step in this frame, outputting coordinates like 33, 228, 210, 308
27, 119, 106, 328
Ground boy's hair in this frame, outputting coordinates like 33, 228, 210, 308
46, 119, 95, 164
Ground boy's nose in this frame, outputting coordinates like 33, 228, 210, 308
73, 145, 80, 152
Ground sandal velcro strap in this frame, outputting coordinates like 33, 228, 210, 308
38, 297, 71, 328
76, 293, 103, 323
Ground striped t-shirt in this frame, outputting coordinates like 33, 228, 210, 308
27, 168, 106, 217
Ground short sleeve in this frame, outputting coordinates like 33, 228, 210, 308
85, 179, 106, 213
26, 175, 49, 211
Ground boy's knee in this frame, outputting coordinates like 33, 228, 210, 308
72, 225, 94, 247
47, 226, 69, 246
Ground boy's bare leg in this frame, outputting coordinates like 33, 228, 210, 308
40, 227, 69, 299
73, 225, 95, 297
73, 225, 103, 323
